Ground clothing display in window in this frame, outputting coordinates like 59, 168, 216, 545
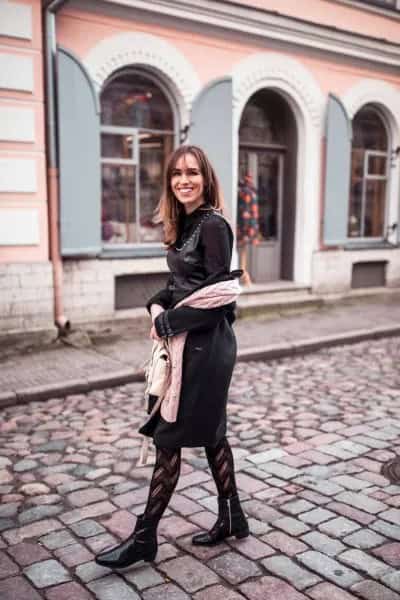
237, 175, 260, 246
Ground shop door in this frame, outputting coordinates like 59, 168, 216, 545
238, 148, 284, 282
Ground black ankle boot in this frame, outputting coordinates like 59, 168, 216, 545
95, 514, 158, 568
192, 495, 249, 546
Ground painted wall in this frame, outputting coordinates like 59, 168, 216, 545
56, 4, 400, 100
239, 0, 400, 45
0, 0, 49, 263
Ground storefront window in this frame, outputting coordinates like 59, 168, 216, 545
348, 107, 388, 239
100, 71, 175, 245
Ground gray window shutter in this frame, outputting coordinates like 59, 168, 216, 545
323, 94, 352, 246
57, 47, 101, 256
189, 77, 233, 215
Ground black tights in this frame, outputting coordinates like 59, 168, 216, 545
143, 437, 238, 523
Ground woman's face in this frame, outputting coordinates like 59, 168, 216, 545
171, 153, 205, 214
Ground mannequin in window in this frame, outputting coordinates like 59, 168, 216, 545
237, 173, 260, 286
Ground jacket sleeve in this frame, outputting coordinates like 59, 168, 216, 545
200, 215, 233, 277
146, 275, 173, 314
154, 303, 235, 338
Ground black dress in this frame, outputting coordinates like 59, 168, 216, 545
144, 206, 238, 448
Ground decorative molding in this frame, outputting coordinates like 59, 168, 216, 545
232, 52, 325, 130
0, 106, 35, 143
83, 32, 201, 117
0, 158, 37, 193
0, 209, 39, 246
0, 1, 32, 40
342, 79, 400, 130
231, 52, 325, 285
97, 0, 400, 69
0, 53, 34, 93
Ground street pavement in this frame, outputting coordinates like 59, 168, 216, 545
0, 334, 400, 599
1, 292, 400, 404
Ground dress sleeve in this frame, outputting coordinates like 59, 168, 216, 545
154, 304, 235, 338
199, 215, 233, 277
145, 274, 173, 314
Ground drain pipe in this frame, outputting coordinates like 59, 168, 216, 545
43, 0, 70, 335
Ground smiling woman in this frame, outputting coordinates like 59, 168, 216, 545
95, 145, 248, 570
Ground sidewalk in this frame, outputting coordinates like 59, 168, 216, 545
1, 291, 400, 406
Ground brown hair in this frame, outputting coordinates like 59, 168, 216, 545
155, 145, 224, 246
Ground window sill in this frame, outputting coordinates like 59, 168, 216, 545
99, 244, 166, 259
344, 241, 399, 251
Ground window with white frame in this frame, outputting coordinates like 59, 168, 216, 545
348, 106, 389, 239
100, 70, 175, 245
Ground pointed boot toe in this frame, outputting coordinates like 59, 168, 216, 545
95, 515, 158, 569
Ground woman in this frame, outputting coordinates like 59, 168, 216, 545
95, 145, 249, 569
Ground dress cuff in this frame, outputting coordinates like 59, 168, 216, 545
154, 310, 174, 338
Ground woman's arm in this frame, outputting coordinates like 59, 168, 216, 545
154, 216, 235, 338
145, 275, 173, 315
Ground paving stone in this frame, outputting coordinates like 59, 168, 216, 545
142, 583, 190, 600
159, 515, 199, 539
344, 529, 386, 549
60, 500, 116, 525
331, 475, 372, 491
154, 542, 179, 564
67, 487, 108, 507
228, 534, 275, 559
7, 541, 51, 566
308, 582, 357, 600
0, 550, 19, 579
327, 501, 376, 526
70, 518, 106, 538
258, 461, 300, 480
40, 529, 76, 550
261, 555, 321, 590
84, 532, 117, 553
176, 535, 229, 561
381, 509, 400, 525
124, 564, 165, 590
159, 555, 219, 592
208, 551, 261, 584
240, 575, 309, 599
339, 548, 392, 578
335, 491, 387, 514
54, 542, 93, 567
88, 574, 140, 599
281, 499, 315, 515
351, 580, 400, 600
45, 581, 93, 600
18, 504, 62, 525
381, 571, 400, 593
24, 559, 71, 588
0, 576, 42, 600
75, 560, 110, 583
262, 530, 308, 556
371, 520, 400, 541
299, 507, 336, 525
3, 518, 63, 545
301, 531, 346, 557
274, 516, 310, 536
297, 551, 363, 588
373, 542, 400, 567
236, 472, 268, 493
193, 584, 246, 600
293, 476, 344, 496
244, 449, 288, 465
319, 517, 360, 538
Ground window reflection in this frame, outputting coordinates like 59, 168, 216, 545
100, 71, 175, 245
348, 106, 388, 239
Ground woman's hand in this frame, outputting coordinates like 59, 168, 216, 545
150, 304, 164, 323
150, 324, 162, 342
150, 304, 164, 341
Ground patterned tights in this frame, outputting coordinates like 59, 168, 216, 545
143, 437, 237, 522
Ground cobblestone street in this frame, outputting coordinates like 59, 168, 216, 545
0, 337, 399, 600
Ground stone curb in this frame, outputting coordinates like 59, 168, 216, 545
1, 324, 400, 408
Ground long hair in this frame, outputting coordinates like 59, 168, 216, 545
155, 145, 224, 246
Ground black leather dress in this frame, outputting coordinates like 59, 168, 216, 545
144, 206, 238, 448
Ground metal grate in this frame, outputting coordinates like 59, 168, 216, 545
351, 261, 387, 289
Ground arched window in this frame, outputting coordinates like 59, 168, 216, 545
348, 106, 389, 239
100, 70, 175, 245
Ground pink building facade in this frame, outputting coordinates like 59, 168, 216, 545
1, 0, 400, 335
